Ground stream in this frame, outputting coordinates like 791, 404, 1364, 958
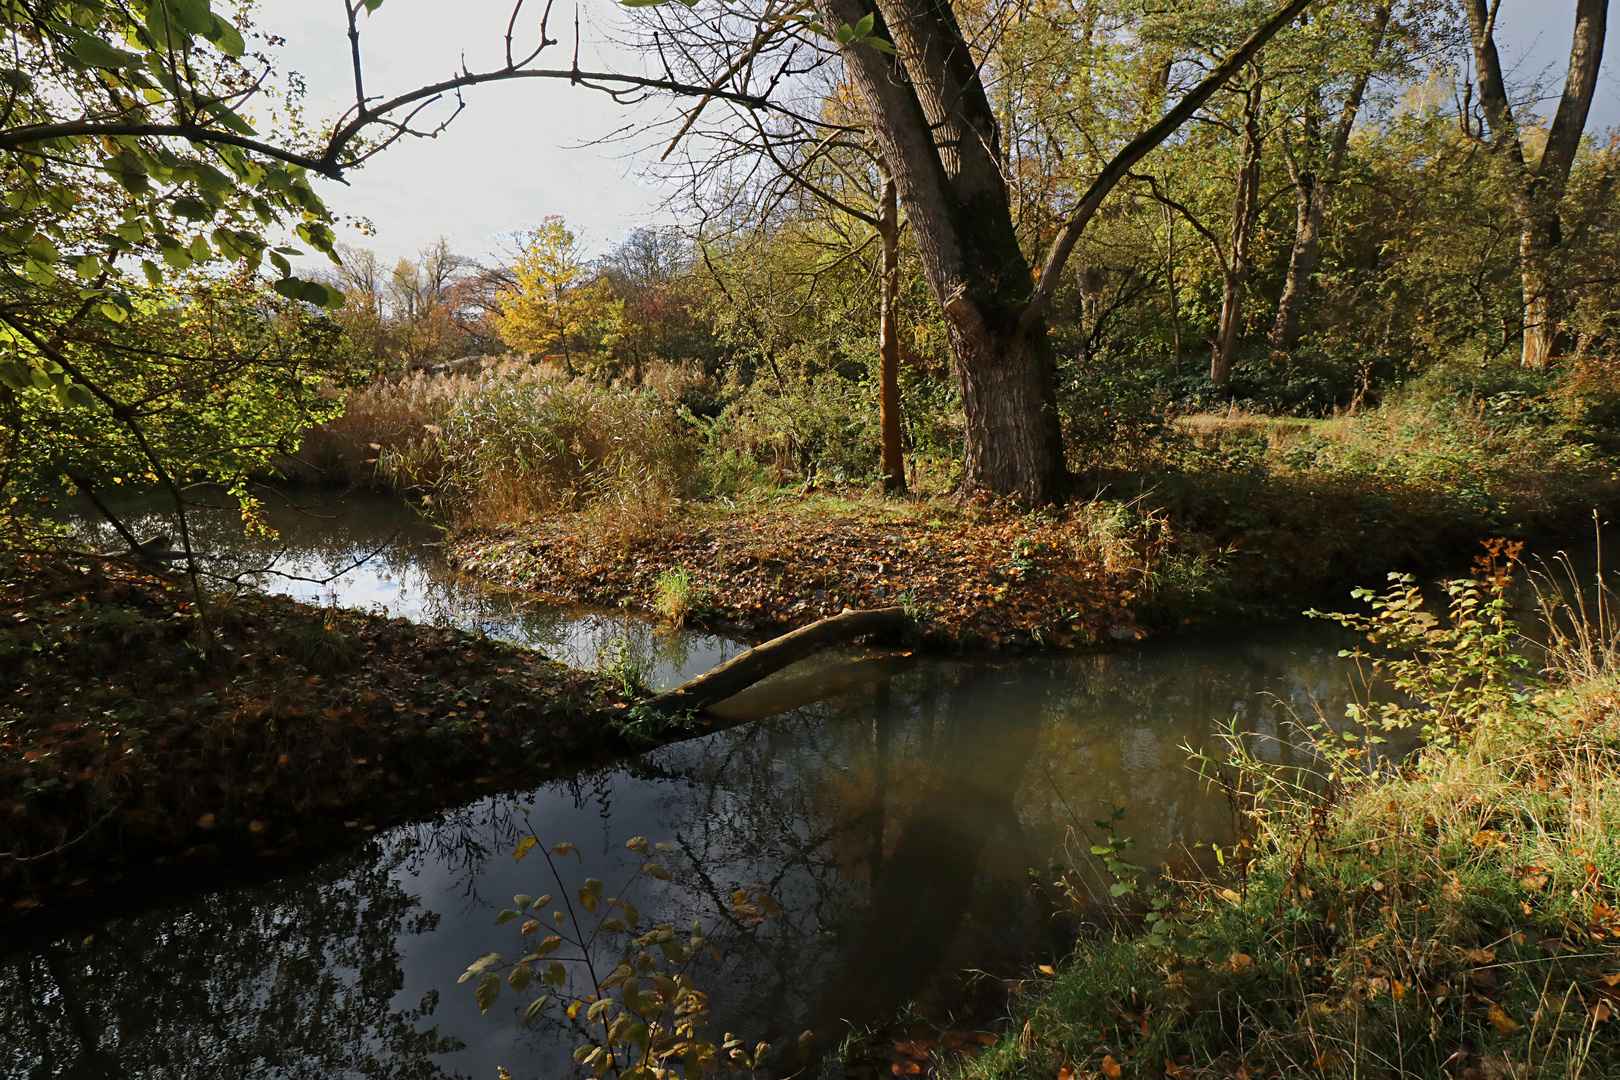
1, 491, 1370, 1079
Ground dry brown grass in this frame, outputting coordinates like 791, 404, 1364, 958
294, 359, 701, 532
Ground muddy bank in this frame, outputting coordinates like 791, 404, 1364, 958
0, 554, 628, 919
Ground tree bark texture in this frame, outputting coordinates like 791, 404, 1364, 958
819, 0, 1065, 505
1465, 0, 1608, 370
1212, 68, 1264, 390
878, 172, 906, 492
1270, 7, 1388, 356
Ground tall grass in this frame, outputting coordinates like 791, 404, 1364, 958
966, 549, 1620, 1079
310, 360, 703, 532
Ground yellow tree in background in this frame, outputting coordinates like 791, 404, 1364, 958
496, 217, 624, 376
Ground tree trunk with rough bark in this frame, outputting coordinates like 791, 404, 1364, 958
817, 0, 1314, 500
1464, 0, 1608, 371
878, 172, 906, 492
1270, 8, 1389, 357
820, 0, 1065, 503
1212, 69, 1264, 391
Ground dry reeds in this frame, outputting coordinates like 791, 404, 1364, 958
311, 359, 702, 532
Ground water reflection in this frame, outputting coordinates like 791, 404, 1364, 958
60, 488, 742, 687
9, 491, 1370, 1078
2, 620, 1363, 1079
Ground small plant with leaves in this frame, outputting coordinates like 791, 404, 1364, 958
653, 567, 706, 624
1307, 539, 1538, 751
595, 635, 651, 700
464, 815, 778, 1078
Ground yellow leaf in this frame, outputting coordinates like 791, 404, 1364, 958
1489, 1004, 1518, 1035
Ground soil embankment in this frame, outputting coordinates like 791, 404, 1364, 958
0, 554, 625, 919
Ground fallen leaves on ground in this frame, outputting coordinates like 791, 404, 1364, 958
452, 498, 1141, 649
1, 553, 615, 915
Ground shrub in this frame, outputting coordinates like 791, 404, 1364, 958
312, 360, 703, 528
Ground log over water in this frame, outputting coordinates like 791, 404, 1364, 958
637, 607, 909, 718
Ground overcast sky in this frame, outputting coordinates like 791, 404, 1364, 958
263, 0, 1620, 269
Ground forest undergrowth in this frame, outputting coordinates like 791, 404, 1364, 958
306, 358, 1620, 641
960, 546, 1620, 1080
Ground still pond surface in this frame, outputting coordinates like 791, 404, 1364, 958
3, 493, 1367, 1079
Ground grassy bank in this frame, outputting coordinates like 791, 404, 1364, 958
0, 550, 625, 918
958, 554, 1620, 1080
303, 359, 1620, 641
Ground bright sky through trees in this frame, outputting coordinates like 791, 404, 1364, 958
266, 0, 1620, 266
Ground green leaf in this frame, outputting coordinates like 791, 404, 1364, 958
363, 0, 386, 10
508, 963, 532, 991
0, 361, 32, 391
475, 971, 500, 1012
24, 237, 59, 264
206, 13, 245, 55
835, 23, 854, 43
514, 893, 533, 910
69, 33, 140, 69
459, 951, 502, 982
165, 0, 216, 35
100, 294, 134, 322
63, 382, 96, 409
143, 3, 192, 49
853, 12, 875, 37
495, 909, 521, 925
201, 99, 257, 135
521, 995, 550, 1028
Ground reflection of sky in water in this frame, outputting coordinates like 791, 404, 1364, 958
64, 488, 742, 689
16, 488, 1385, 1080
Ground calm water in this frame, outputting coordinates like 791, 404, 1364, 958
2, 492, 1368, 1079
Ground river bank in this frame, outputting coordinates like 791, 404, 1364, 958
0, 552, 625, 917
957, 555, 1620, 1080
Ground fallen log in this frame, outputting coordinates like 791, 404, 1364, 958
636, 606, 909, 718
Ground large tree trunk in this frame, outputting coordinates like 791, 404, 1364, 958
1521, 217, 1562, 369
1270, 8, 1389, 357
1212, 69, 1264, 390
820, 0, 1313, 499
1465, 0, 1608, 371
877, 171, 906, 492
1270, 96, 1321, 359
821, 0, 1066, 504
951, 319, 1055, 503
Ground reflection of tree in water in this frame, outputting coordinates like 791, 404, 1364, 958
0, 842, 468, 1080
1019, 626, 1364, 868
0, 619, 1370, 1079
596, 660, 1053, 1063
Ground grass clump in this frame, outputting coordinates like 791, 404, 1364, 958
303, 359, 703, 533
653, 566, 705, 623
968, 545, 1620, 1079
